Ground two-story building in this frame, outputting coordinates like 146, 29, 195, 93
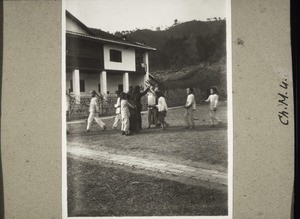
66, 11, 156, 103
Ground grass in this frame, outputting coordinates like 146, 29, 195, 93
67, 156, 228, 216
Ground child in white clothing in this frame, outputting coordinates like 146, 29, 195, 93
120, 92, 135, 135
155, 91, 168, 130
205, 87, 221, 126
184, 88, 196, 128
112, 90, 121, 129
147, 86, 158, 128
85, 90, 107, 132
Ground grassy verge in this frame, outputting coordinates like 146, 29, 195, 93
67, 156, 228, 217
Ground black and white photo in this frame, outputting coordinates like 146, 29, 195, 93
63, 0, 232, 217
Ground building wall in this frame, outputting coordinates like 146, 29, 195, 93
103, 44, 136, 71
107, 73, 123, 94
80, 72, 99, 95
66, 16, 88, 34
66, 71, 100, 96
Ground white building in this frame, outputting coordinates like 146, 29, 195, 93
66, 11, 156, 103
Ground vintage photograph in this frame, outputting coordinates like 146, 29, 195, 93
64, 0, 230, 217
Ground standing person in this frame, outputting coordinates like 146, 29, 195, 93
131, 85, 150, 131
112, 90, 121, 129
147, 86, 158, 128
127, 89, 137, 134
85, 90, 107, 132
205, 87, 221, 126
156, 91, 168, 130
184, 88, 196, 129
120, 92, 135, 136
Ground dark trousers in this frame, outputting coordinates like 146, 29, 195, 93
158, 111, 167, 123
129, 109, 137, 133
148, 107, 158, 126
136, 110, 142, 130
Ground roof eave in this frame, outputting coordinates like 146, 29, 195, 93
66, 31, 156, 51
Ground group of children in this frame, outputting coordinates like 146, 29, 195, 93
111, 84, 168, 136
183, 86, 221, 129
83, 85, 221, 135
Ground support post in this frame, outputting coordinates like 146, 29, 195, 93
72, 69, 80, 104
100, 71, 107, 95
123, 72, 129, 92
143, 52, 149, 83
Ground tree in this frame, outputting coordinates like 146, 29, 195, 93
173, 19, 178, 26
204, 21, 226, 62
195, 35, 207, 61
114, 31, 122, 37
162, 36, 191, 69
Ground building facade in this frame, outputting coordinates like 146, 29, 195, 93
66, 11, 156, 103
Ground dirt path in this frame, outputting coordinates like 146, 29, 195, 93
68, 144, 227, 191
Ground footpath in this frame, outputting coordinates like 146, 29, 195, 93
68, 145, 227, 192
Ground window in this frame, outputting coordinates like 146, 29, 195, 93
109, 49, 122, 62
80, 80, 85, 92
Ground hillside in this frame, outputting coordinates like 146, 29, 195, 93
151, 57, 227, 96
127, 20, 224, 48
117, 20, 227, 95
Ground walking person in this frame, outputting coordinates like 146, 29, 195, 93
155, 91, 168, 130
120, 92, 135, 136
184, 88, 196, 129
205, 87, 221, 126
112, 90, 121, 129
85, 90, 107, 132
147, 86, 158, 128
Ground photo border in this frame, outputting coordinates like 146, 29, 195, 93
61, 0, 233, 218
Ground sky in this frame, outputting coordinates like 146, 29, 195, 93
65, 0, 227, 33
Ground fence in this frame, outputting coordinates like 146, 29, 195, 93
66, 89, 202, 121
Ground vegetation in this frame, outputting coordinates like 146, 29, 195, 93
68, 157, 227, 216
115, 19, 227, 96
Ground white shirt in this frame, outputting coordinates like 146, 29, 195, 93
156, 97, 168, 112
89, 97, 99, 112
186, 94, 196, 109
206, 94, 219, 108
121, 100, 131, 118
114, 97, 121, 114
147, 92, 156, 106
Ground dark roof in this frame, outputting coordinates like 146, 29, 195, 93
90, 28, 125, 42
67, 31, 156, 51
66, 10, 156, 51
90, 28, 155, 51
